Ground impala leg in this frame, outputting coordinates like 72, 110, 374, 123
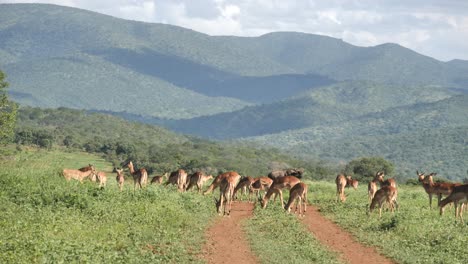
429, 193, 432, 209
279, 190, 284, 207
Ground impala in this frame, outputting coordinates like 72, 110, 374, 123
369, 186, 398, 218
78, 164, 96, 181
126, 161, 148, 191
204, 171, 240, 195
426, 173, 459, 206
115, 168, 125, 191
186, 172, 213, 193
96, 171, 107, 188
346, 176, 358, 189
62, 166, 96, 183
375, 171, 397, 188
151, 172, 169, 185
284, 182, 308, 217
439, 184, 468, 222
250, 177, 273, 200
215, 173, 241, 216
166, 169, 188, 192
368, 172, 382, 202
260, 176, 300, 209
233, 176, 255, 201
417, 171, 438, 208
335, 174, 347, 202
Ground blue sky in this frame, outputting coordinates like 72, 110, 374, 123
2, 0, 468, 61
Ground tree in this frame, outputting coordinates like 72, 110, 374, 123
344, 157, 394, 181
0, 70, 17, 144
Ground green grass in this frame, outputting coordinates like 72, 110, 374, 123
308, 181, 468, 264
0, 147, 217, 263
244, 201, 341, 264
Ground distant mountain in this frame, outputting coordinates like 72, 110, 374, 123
1, 3, 467, 120
1, 3, 467, 180
162, 81, 457, 139
241, 95, 468, 181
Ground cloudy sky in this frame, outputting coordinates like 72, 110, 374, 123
2, 0, 468, 61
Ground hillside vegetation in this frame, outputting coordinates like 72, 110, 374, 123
1, 3, 468, 120
14, 107, 336, 179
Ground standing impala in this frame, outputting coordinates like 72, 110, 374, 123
369, 185, 398, 218
233, 176, 255, 201
417, 171, 438, 209
204, 171, 240, 195
426, 173, 460, 206
151, 172, 169, 185
284, 182, 308, 217
165, 169, 188, 192
186, 172, 213, 193
250, 177, 273, 199
126, 161, 148, 191
215, 173, 241, 216
96, 171, 107, 188
336, 174, 347, 202
115, 168, 125, 191
62, 166, 96, 183
439, 184, 468, 222
368, 172, 382, 202
260, 176, 301, 209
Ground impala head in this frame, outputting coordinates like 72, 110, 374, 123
416, 171, 425, 182
375, 171, 384, 181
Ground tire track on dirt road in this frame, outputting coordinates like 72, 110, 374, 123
301, 204, 395, 264
201, 202, 258, 264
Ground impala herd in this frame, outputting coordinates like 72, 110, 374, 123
62, 162, 468, 222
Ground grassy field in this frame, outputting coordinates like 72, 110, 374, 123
307, 180, 468, 264
0, 147, 342, 263
2, 147, 467, 263
0, 147, 217, 263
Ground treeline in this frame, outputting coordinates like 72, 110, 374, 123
14, 107, 337, 179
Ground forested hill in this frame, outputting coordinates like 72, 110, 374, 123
1, 3, 468, 120
14, 107, 335, 179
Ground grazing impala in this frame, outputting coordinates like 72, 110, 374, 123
284, 182, 308, 217
204, 171, 240, 195
346, 176, 359, 190
336, 174, 347, 202
233, 176, 255, 201
115, 168, 125, 191
96, 171, 107, 188
186, 172, 213, 193
151, 173, 169, 185
166, 169, 188, 192
439, 184, 468, 222
62, 165, 96, 183
250, 177, 273, 200
126, 161, 148, 190
215, 173, 241, 216
260, 176, 301, 209
369, 186, 398, 218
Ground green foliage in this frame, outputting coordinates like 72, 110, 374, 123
0, 70, 17, 144
1, 4, 467, 120
308, 181, 468, 264
0, 148, 215, 263
345, 157, 394, 181
14, 107, 334, 179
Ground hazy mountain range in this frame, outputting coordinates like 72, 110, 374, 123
1, 3, 467, 180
